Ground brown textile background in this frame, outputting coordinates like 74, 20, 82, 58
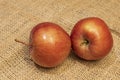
0, 0, 120, 80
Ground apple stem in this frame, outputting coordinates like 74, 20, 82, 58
15, 39, 30, 46
110, 28, 120, 37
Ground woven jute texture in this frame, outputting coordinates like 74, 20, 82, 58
0, 0, 120, 80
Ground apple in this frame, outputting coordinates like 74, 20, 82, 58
29, 22, 71, 67
70, 17, 113, 60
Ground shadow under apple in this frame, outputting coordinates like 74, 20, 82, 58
20, 45, 116, 75
70, 48, 116, 69
21, 46, 76, 75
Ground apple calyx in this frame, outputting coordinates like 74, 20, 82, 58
80, 39, 89, 46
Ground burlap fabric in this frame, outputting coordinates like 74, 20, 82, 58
0, 0, 120, 80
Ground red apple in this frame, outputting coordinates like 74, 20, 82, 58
29, 22, 71, 67
70, 17, 113, 60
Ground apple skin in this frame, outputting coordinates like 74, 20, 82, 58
70, 17, 113, 60
29, 22, 71, 67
